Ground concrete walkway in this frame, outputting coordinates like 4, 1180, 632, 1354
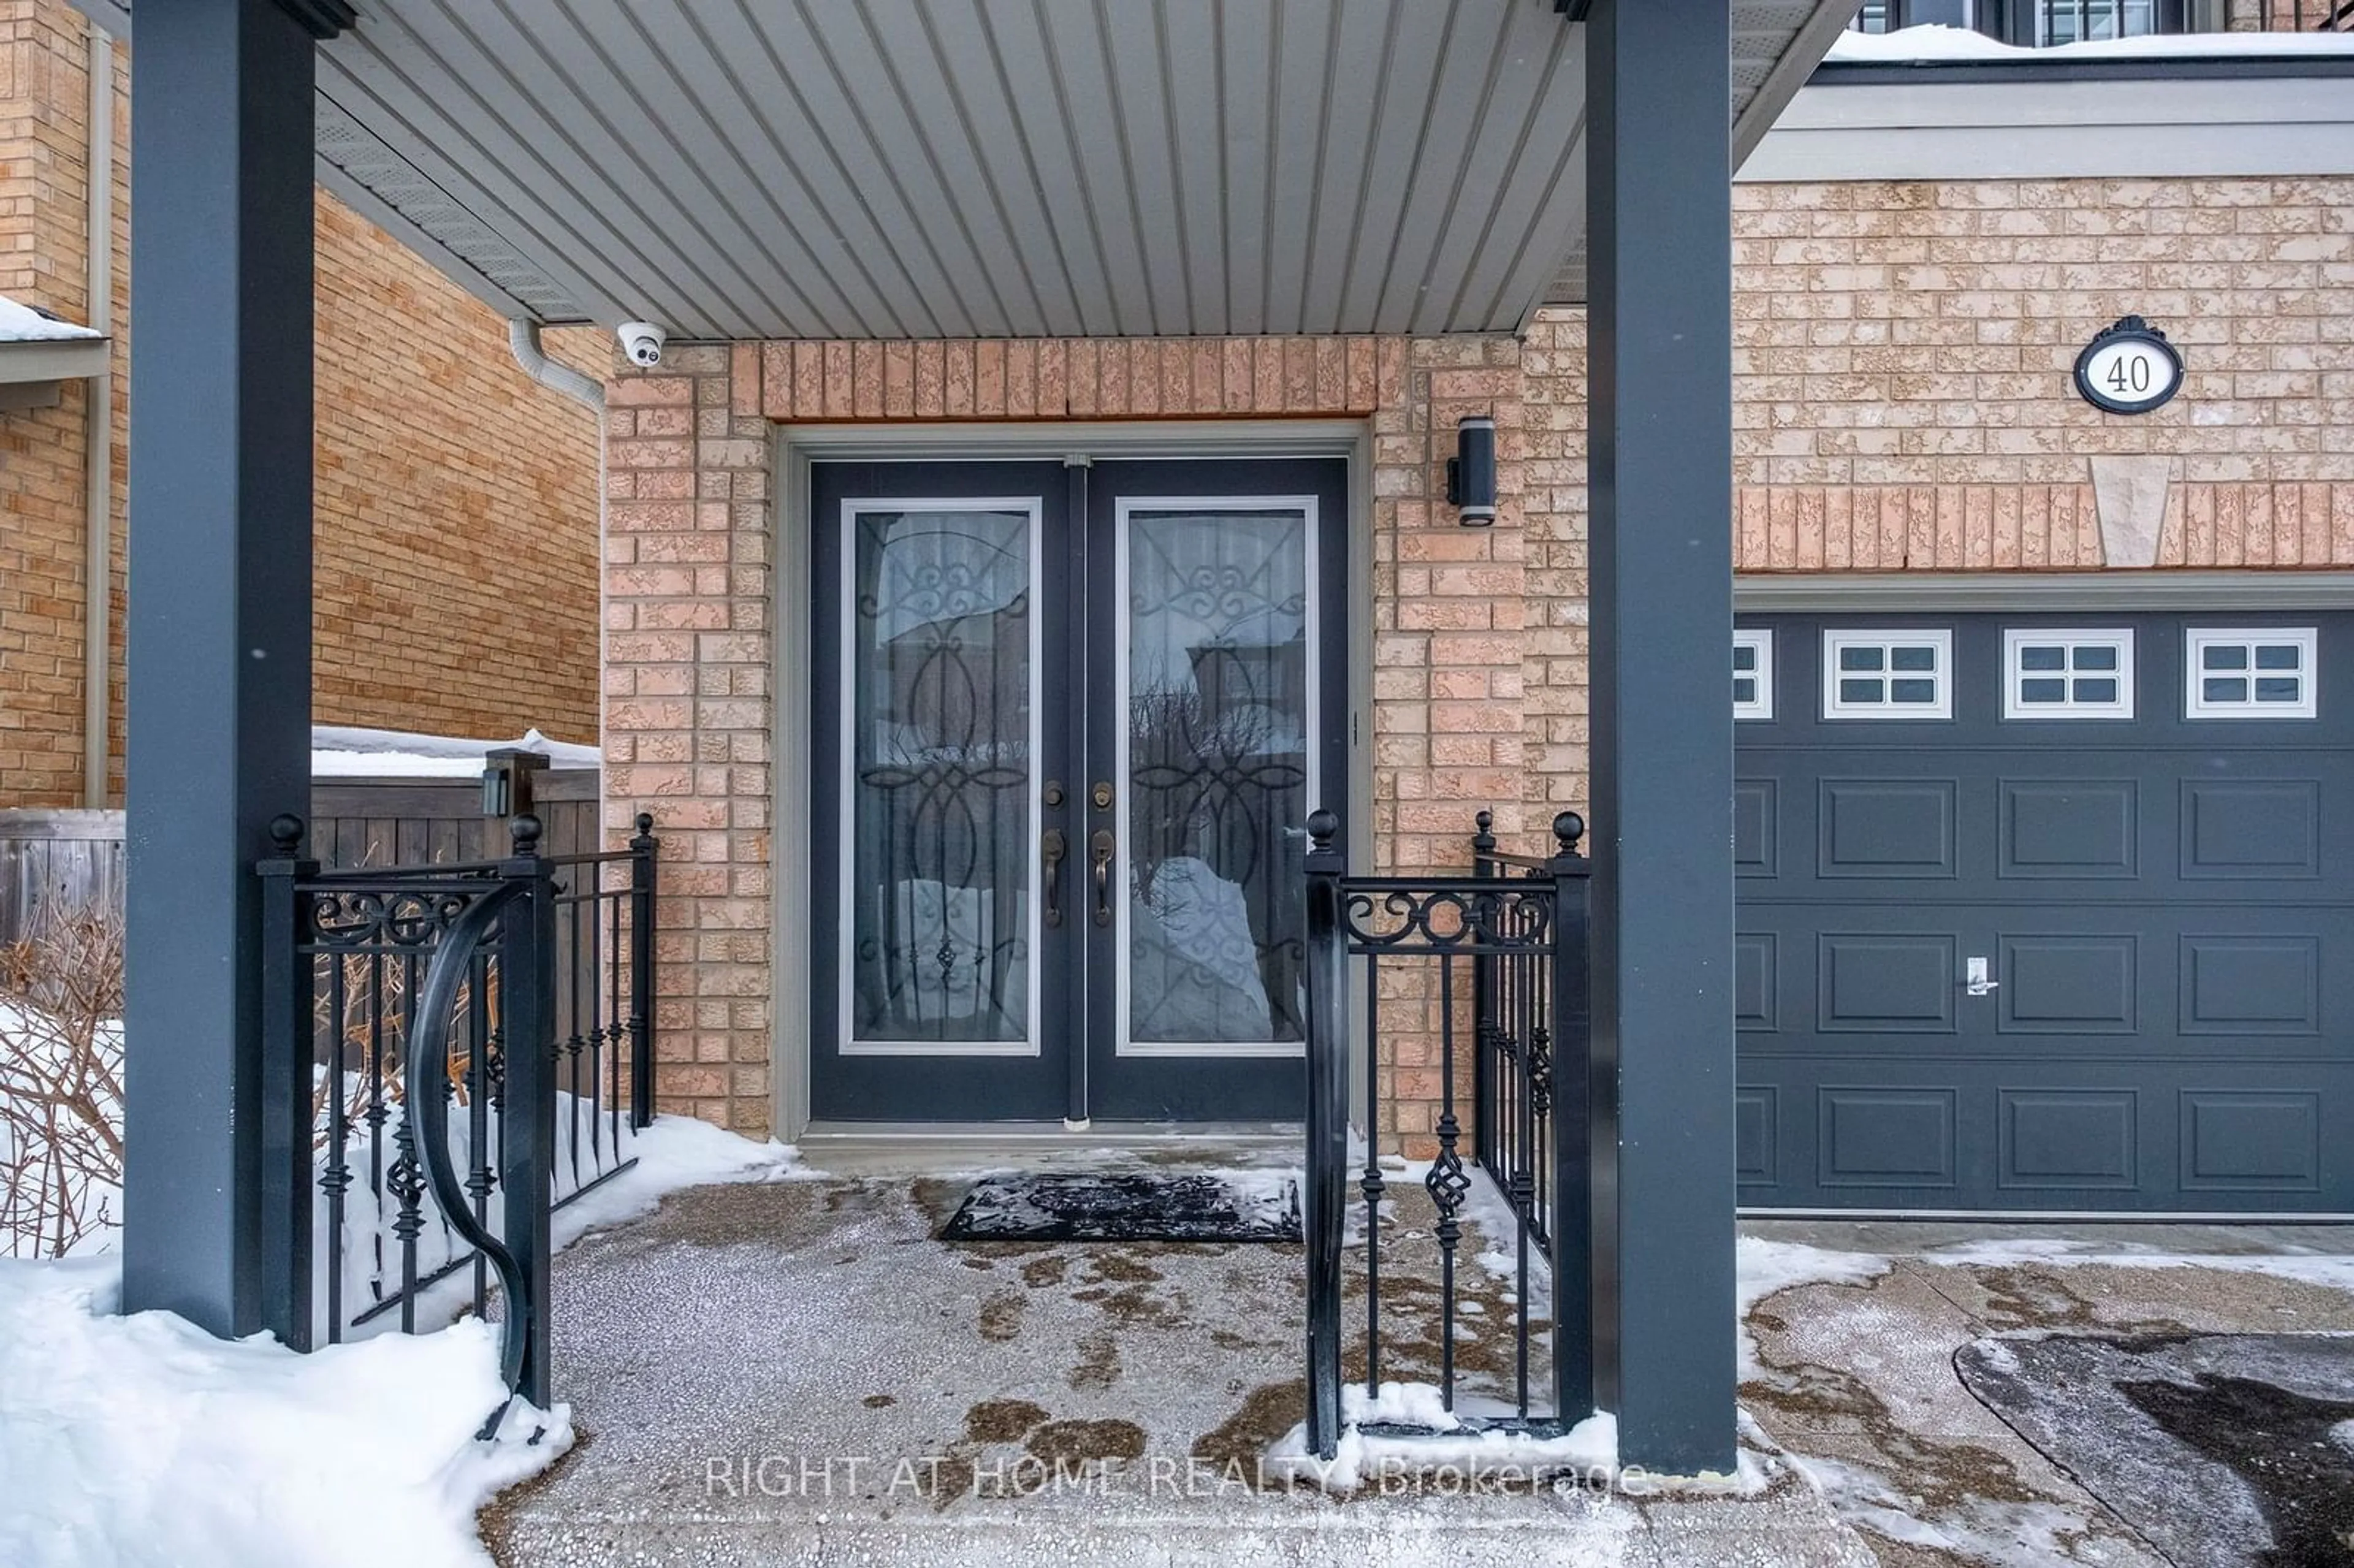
1742, 1217, 2354, 1567
484, 1174, 1871, 1567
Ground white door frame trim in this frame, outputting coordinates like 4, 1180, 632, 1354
773, 420, 1375, 1140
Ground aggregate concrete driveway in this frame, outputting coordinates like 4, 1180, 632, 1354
1740, 1220, 2354, 1568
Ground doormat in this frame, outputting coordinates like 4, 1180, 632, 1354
939, 1171, 1301, 1243
1956, 1332, 2354, 1568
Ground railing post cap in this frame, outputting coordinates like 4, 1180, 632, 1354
509, 813, 544, 856
633, 811, 656, 837
268, 814, 305, 855
1306, 808, 1341, 849
1553, 810, 1586, 857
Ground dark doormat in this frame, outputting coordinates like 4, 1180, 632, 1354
1956, 1332, 2354, 1568
939, 1171, 1301, 1243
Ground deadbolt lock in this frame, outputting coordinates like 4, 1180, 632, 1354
1091, 781, 1114, 810
1044, 780, 1065, 809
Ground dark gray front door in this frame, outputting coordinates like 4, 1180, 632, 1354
810, 457, 1346, 1123
1737, 612, 2354, 1212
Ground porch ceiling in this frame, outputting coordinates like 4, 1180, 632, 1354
98, 0, 1849, 338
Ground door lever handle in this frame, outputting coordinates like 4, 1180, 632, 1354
1965, 956, 1999, 997
1042, 827, 1067, 927
1090, 829, 1115, 927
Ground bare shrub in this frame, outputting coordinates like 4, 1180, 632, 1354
0, 908, 126, 1258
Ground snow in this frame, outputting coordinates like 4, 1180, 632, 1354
309, 724, 600, 778
1827, 21, 2354, 64
1265, 1381, 1622, 1493
1920, 1235, 2354, 1291
1736, 1237, 1892, 1379
0, 294, 102, 344
0, 1117, 809, 1568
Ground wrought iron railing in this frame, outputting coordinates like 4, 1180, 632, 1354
1300, 808, 1593, 1461
255, 811, 658, 1410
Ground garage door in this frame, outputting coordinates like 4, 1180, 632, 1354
1735, 611, 2354, 1214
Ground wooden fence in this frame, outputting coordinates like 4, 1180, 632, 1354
0, 769, 600, 944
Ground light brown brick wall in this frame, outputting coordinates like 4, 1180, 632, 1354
609, 173, 2354, 1144
607, 335, 1538, 1136
1731, 176, 2354, 569
0, 0, 601, 809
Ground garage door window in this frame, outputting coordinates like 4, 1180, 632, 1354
1734, 630, 1773, 720
2003, 629, 2133, 719
2185, 628, 2316, 719
1821, 630, 1951, 719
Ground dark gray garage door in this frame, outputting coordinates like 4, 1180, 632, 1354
1735, 612, 2354, 1214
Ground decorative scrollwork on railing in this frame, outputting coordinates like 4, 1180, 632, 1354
1335, 884, 1555, 953
303, 886, 490, 950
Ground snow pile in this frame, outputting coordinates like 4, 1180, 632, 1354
1827, 21, 2354, 64
1265, 1380, 1621, 1492
0, 1258, 567, 1568
0, 294, 102, 344
310, 725, 600, 779
0, 1117, 807, 1566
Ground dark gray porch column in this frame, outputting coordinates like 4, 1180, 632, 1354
1585, 0, 1737, 1474
122, 0, 346, 1334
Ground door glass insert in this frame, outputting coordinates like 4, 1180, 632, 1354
844, 504, 1038, 1051
1119, 502, 1315, 1053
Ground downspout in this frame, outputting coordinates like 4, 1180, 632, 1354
81, 25, 113, 807
505, 318, 607, 758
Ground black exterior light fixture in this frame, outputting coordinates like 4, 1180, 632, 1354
1447, 415, 1497, 526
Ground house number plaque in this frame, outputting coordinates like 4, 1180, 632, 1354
2073, 316, 2183, 416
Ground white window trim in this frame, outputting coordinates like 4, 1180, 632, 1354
1734, 628, 1774, 721
2184, 626, 2318, 720
1820, 628, 1953, 721
2002, 628, 2135, 721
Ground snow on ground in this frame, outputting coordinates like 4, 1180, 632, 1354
309, 724, 600, 778
0, 1117, 809, 1568
1827, 22, 2354, 64
1265, 1380, 1622, 1492
1919, 1235, 2354, 1292
1737, 1237, 1894, 1379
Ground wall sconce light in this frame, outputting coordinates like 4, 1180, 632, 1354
1446, 415, 1496, 526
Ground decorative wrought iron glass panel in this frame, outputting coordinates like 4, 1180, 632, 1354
1734, 629, 1774, 720
1821, 630, 1953, 719
2185, 628, 2318, 719
845, 506, 1037, 1049
1120, 503, 1314, 1052
2003, 628, 2135, 718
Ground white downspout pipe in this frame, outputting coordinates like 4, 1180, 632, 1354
505, 318, 608, 763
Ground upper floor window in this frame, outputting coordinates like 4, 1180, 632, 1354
1822, 630, 1952, 720
2185, 628, 2317, 719
1846, 0, 2211, 44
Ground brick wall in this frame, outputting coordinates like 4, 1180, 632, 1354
1730, 176, 2354, 570
0, 0, 601, 809
606, 335, 1541, 1136
607, 173, 2354, 1146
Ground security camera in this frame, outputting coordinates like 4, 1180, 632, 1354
617, 321, 666, 368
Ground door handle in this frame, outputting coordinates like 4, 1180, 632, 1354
1042, 827, 1067, 927
1090, 829, 1116, 927
1965, 956, 1999, 997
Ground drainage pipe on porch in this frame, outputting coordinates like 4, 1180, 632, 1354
505, 318, 607, 759
81, 24, 113, 809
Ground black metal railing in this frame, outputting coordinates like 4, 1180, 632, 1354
256, 810, 658, 1411
1300, 807, 1593, 1461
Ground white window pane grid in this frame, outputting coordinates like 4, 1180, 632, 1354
1821, 630, 1952, 720
2003, 629, 2134, 720
2185, 628, 2317, 719
1734, 629, 1773, 720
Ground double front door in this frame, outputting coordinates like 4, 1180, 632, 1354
810, 456, 1347, 1122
